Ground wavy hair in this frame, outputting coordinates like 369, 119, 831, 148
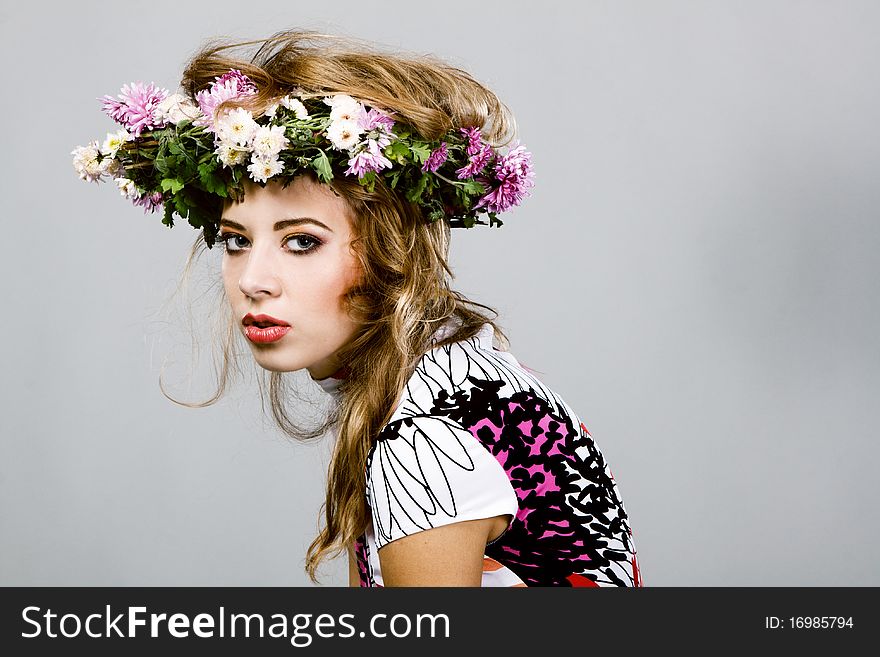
165, 29, 516, 583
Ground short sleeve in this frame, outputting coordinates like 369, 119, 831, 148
366, 414, 519, 550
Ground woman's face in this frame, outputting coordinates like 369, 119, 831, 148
220, 175, 363, 380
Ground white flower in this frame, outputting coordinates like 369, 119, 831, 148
100, 129, 133, 158
115, 177, 140, 200
215, 107, 259, 148
214, 142, 250, 168
71, 141, 106, 182
247, 154, 284, 183
251, 125, 290, 158
323, 93, 363, 123
263, 101, 280, 119
155, 93, 202, 124
326, 119, 362, 151
280, 96, 309, 119
99, 157, 126, 179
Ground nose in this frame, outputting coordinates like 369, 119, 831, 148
237, 242, 282, 299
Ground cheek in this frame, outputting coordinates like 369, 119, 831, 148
299, 268, 352, 310
300, 257, 361, 315
221, 259, 238, 297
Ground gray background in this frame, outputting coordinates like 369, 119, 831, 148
1, 0, 877, 586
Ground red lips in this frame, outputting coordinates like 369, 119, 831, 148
242, 313, 291, 327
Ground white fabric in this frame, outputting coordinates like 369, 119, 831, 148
312, 323, 524, 586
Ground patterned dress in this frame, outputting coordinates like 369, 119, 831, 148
312, 321, 642, 587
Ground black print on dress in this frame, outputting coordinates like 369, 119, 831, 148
360, 328, 641, 587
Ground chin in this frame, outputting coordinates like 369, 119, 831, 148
249, 350, 303, 374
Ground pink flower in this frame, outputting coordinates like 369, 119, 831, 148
456, 126, 494, 179
99, 82, 169, 138
214, 69, 258, 95
194, 69, 258, 133
456, 143, 493, 178
359, 108, 395, 133
422, 142, 448, 172
460, 126, 484, 156
473, 141, 534, 214
131, 191, 164, 214
358, 108, 397, 152
345, 140, 393, 177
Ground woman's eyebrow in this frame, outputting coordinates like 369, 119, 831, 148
219, 217, 334, 233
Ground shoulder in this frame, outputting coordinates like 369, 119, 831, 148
391, 321, 578, 426
365, 411, 518, 550
391, 322, 512, 419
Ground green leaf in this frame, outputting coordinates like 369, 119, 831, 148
154, 153, 169, 177
311, 151, 333, 183
384, 141, 410, 164
172, 194, 189, 218
162, 202, 175, 228
358, 171, 377, 193
461, 179, 486, 196
456, 185, 474, 208
197, 160, 217, 176
160, 178, 185, 194
187, 203, 206, 229
198, 164, 227, 197
409, 143, 431, 164
405, 172, 431, 204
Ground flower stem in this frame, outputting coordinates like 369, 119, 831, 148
432, 171, 464, 186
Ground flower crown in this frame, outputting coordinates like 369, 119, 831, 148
71, 69, 534, 247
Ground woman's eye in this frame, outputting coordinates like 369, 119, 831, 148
220, 233, 248, 252
218, 232, 322, 255
286, 234, 322, 254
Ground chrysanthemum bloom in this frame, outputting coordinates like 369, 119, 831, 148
194, 69, 258, 133
461, 126, 487, 156
115, 177, 139, 200
215, 108, 260, 148
214, 142, 250, 168
215, 69, 258, 94
327, 119, 362, 151
99, 157, 126, 180
324, 94, 363, 124
455, 126, 494, 179
155, 93, 202, 124
422, 142, 449, 173
247, 155, 284, 183
101, 129, 133, 158
359, 108, 396, 149
456, 143, 493, 179
280, 96, 309, 119
99, 157, 125, 178
344, 140, 394, 177
131, 191, 164, 214
474, 141, 534, 214
360, 108, 395, 132
252, 125, 290, 158
71, 141, 105, 183
100, 82, 169, 138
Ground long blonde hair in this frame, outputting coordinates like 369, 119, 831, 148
166, 29, 517, 582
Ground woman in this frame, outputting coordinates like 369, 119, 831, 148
72, 29, 642, 587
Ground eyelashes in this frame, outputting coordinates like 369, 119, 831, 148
218, 232, 324, 256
